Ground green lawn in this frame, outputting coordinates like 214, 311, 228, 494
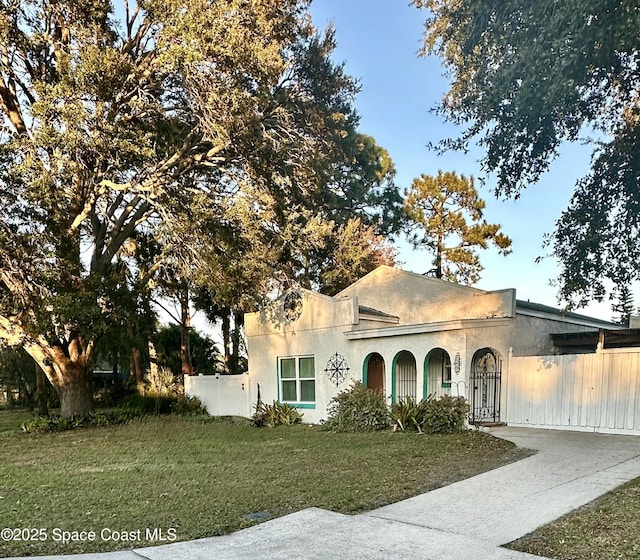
0, 410, 528, 557
508, 477, 640, 560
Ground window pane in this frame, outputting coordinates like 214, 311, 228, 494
280, 358, 296, 379
299, 357, 315, 378
443, 355, 452, 383
300, 380, 315, 402
281, 380, 297, 401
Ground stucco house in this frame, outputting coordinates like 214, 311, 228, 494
243, 266, 618, 425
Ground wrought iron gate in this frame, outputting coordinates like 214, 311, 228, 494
469, 349, 502, 424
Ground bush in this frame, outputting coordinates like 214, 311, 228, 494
20, 410, 141, 434
171, 395, 208, 416
251, 401, 302, 427
118, 393, 175, 415
137, 367, 180, 398
323, 381, 390, 432
423, 395, 469, 434
391, 395, 432, 433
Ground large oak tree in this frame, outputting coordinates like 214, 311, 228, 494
0, 0, 389, 415
416, 0, 640, 306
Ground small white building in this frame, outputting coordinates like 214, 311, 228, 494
242, 266, 617, 425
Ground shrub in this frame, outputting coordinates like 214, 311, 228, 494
391, 395, 432, 433
251, 401, 302, 427
20, 410, 141, 434
118, 393, 175, 415
137, 367, 179, 398
323, 381, 390, 432
423, 395, 469, 434
171, 395, 208, 416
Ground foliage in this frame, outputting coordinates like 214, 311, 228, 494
0, 0, 398, 417
117, 393, 176, 415
318, 218, 398, 295
323, 381, 391, 432
20, 410, 141, 434
171, 395, 208, 416
404, 171, 511, 283
154, 324, 222, 375
21, 394, 207, 433
417, 0, 640, 305
0, 346, 36, 407
137, 367, 180, 398
391, 395, 432, 433
611, 285, 636, 326
422, 395, 469, 434
251, 400, 303, 428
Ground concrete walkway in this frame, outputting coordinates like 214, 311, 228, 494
8, 427, 640, 560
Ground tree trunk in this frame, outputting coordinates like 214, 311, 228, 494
230, 310, 244, 374
57, 373, 93, 417
22, 334, 95, 418
180, 289, 194, 376
130, 347, 144, 381
221, 306, 231, 371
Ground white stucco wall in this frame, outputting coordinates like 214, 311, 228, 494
245, 290, 360, 423
246, 298, 518, 423
337, 266, 515, 325
241, 267, 622, 426
513, 313, 602, 356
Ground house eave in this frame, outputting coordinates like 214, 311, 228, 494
344, 317, 512, 340
515, 308, 621, 330
358, 313, 399, 324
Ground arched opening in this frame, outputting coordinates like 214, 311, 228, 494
363, 352, 385, 393
424, 348, 452, 399
392, 350, 417, 403
469, 347, 502, 424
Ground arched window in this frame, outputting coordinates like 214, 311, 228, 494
393, 350, 417, 403
363, 352, 385, 393
424, 348, 452, 398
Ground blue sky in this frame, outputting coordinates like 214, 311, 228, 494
309, 0, 611, 320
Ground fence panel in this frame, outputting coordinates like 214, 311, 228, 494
507, 350, 640, 435
185, 374, 252, 418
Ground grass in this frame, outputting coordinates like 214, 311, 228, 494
0, 410, 528, 557
507, 477, 640, 560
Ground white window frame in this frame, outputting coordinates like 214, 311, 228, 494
278, 355, 316, 404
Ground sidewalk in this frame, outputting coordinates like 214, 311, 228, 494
8, 427, 640, 560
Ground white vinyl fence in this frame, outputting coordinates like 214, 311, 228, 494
185, 373, 252, 418
506, 349, 640, 435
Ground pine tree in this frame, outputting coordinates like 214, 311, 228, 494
404, 171, 511, 284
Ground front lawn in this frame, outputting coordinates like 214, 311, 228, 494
0, 411, 527, 557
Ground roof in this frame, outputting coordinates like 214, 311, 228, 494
516, 299, 619, 329
358, 305, 397, 319
357, 304, 399, 324
551, 329, 640, 351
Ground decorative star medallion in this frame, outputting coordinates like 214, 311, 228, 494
324, 353, 350, 387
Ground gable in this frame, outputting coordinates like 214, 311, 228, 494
245, 289, 357, 337
337, 266, 515, 325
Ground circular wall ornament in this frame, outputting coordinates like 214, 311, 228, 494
324, 353, 350, 387
283, 291, 303, 321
